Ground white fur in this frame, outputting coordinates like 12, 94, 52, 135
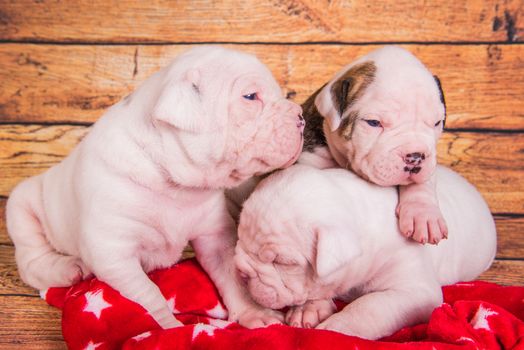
235, 164, 496, 339
6, 46, 304, 329
300, 45, 448, 244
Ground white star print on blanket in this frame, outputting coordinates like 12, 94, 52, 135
83, 340, 103, 350
83, 289, 112, 319
192, 323, 217, 340
470, 304, 498, 330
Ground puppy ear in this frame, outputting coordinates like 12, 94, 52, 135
314, 225, 361, 278
433, 75, 447, 127
315, 61, 376, 132
152, 69, 205, 132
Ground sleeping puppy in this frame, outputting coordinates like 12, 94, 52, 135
6, 46, 304, 329
235, 165, 496, 340
299, 46, 447, 244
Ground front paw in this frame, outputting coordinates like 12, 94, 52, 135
285, 299, 336, 328
235, 307, 284, 329
396, 200, 448, 244
316, 312, 353, 335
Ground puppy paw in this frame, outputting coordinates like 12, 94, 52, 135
316, 312, 353, 335
235, 307, 284, 328
285, 299, 336, 328
396, 200, 448, 245
57, 256, 92, 286
24, 253, 92, 289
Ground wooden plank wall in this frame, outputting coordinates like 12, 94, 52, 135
0, 0, 523, 348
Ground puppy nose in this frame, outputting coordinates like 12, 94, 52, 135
404, 152, 425, 165
297, 114, 305, 130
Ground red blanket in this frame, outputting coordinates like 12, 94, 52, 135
43, 258, 524, 350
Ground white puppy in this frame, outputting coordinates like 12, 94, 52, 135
235, 165, 496, 339
6, 46, 305, 329
300, 46, 448, 244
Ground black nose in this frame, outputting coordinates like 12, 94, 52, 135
404, 152, 425, 165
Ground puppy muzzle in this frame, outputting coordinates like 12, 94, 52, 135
248, 280, 279, 308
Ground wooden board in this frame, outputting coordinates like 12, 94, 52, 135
0, 241, 522, 295
479, 260, 524, 285
0, 295, 66, 349
0, 0, 522, 345
0, 0, 522, 43
0, 258, 521, 350
0, 124, 522, 212
0, 44, 523, 129
0, 229, 196, 295
495, 216, 524, 259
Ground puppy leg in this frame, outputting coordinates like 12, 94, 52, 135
89, 257, 182, 329
192, 214, 284, 328
286, 299, 336, 328
6, 178, 90, 289
316, 283, 442, 340
397, 175, 448, 244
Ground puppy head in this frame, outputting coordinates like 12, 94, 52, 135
152, 46, 304, 188
234, 166, 361, 309
315, 46, 446, 186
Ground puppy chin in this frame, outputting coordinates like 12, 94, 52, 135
406, 167, 435, 184
248, 281, 281, 309
252, 140, 303, 177
368, 167, 434, 186
225, 172, 251, 188
281, 142, 304, 169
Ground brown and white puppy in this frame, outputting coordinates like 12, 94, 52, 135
299, 46, 447, 244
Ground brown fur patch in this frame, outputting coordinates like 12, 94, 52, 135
433, 75, 447, 127
331, 61, 376, 120
301, 83, 328, 152
339, 111, 359, 140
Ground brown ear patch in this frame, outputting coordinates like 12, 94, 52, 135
338, 111, 359, 140
331, 61, 376, 120
433, 75, 447, 128
301, 83, 328, 152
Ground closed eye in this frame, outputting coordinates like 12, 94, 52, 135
275, 262, 303, 275
434, 120, 442, 127
243, 93, 258, 101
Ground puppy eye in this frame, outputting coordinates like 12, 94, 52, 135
243, 93, 258, 101
434, 120, 442, 127
365, 119, 382, 128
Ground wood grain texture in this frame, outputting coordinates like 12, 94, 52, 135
0, 197, 6, 244
0, 0, 522, 344
0, 0, 522, 43
0, 124, 522, 211
0, 211, 522, 295
479, 260, 524, 285
0, 295, 65, 349
1, 246, 522, 295
0, 239, 522, 294
0, 233, 196, 295
0, 44, 523, 129
0, 258, 520, 349
495, 216, 524, 259
0, 244, 37, 296
0, 260, 520, 349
